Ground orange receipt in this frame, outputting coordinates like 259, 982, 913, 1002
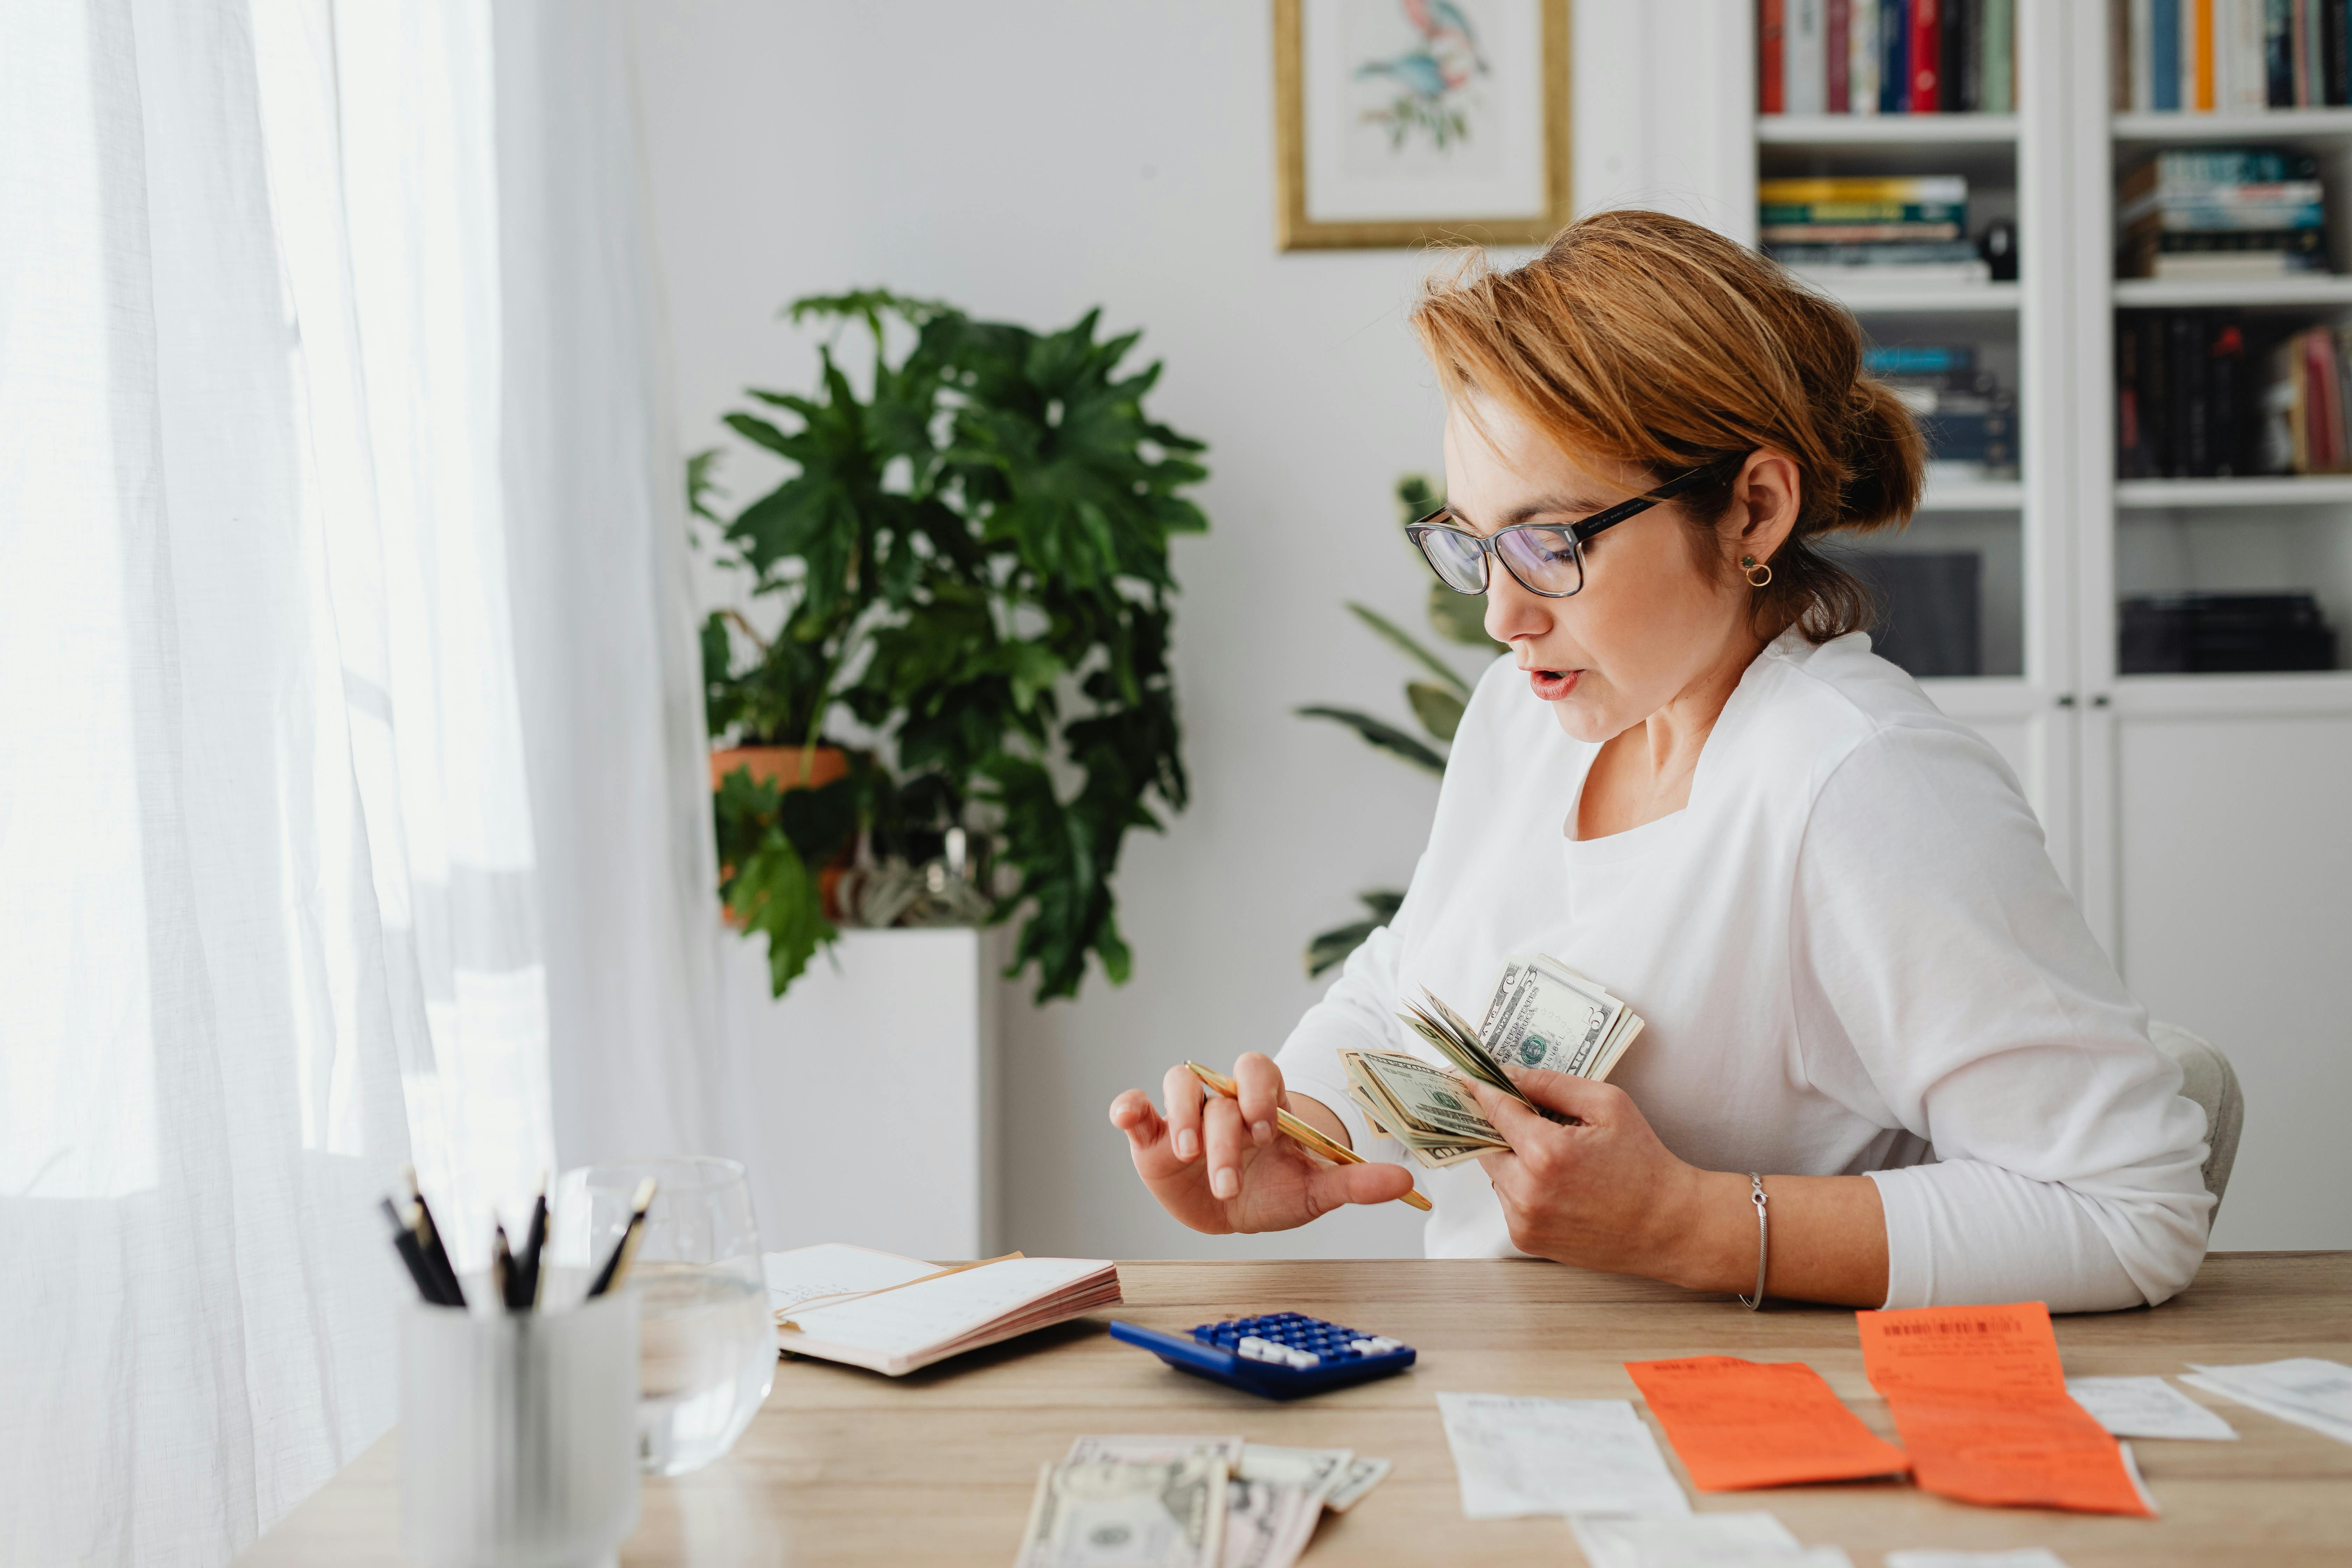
1856, 1300, 2153, 1517
1624, 1356, 1911, 1491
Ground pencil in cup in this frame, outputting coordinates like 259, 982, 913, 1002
1182, 1061, 1433, 1213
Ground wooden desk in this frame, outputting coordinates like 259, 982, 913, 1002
242, 1252, 2351, 1566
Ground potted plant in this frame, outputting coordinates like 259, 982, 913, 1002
694, 290, 1209, 1001
1297, 475, 1502, 976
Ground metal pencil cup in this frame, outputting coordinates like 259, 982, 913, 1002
400, 1290, 642, 1568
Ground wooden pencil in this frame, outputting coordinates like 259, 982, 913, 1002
1183, 1061, 1433, 1212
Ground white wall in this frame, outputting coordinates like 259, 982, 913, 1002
626, 0, 1745, 1259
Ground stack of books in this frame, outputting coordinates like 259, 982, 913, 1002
1763, 176, 1990, 286
1760, 0, 2017, 115
2118, 148, 2328, 280
2109, 0, 2351, 112
2120, 592, 2338, 673
2115, 313, 2352, 477
1865, 343, 2018, 481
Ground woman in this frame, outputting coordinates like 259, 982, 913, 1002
1107, 210, 2213, 1312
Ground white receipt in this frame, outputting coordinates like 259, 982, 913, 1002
2180, 1359, 2352, 1447
1885, 1552, 2071, 1568
1437, 1393, 1688, 1520
2065, 1376, 2238, 1440
1571, 1511, 1812, 1568
786, 1256, 1105, 1354
762, 1243, 938, 1314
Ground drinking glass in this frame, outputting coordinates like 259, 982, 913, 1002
553, 1156, 774, 1476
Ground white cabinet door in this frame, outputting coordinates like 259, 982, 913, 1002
2107, 685, 2352, 1250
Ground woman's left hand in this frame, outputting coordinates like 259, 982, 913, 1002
1465, 1068, 1705, 1278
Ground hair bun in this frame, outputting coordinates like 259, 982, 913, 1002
1838, 377, 1926, 532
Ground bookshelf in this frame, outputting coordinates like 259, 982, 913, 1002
1757, 113, 2019, 146
2111, 275, 2352, 308
1742, 1, 2352, 1249
1814, 280, 2021, 313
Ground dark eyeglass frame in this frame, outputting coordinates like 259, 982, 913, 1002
1405, 453, 1751, 599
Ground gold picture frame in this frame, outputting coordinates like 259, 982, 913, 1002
1274, 0, 1573, 252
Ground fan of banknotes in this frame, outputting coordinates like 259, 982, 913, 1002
1016, 1436, 1388, 1568
1338, 952, 1645, 1170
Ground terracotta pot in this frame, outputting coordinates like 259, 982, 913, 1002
712, 745, 852, 924
709, 745, 850, 794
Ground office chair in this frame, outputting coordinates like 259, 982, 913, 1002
2150, 1020, 2243, 1223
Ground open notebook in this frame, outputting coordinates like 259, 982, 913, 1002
763, 1243, 1121, 1377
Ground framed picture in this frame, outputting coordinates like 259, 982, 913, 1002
1274, 0, 1572, 251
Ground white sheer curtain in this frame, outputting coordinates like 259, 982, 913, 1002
0, 0, 642, 1559
496, 0, 739, 1177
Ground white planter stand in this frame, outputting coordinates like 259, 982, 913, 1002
721, 926, 1001, 1260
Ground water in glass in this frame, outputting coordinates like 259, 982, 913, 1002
555, 1156, 775, 1476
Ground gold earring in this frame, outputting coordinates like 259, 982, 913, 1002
1741, 554, 1773, 588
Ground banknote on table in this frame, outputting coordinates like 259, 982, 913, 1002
1035, 1439, 1391, 1567
1321, 1455, 1392, 1512
1233, 1443, 1349, 1502
1016, 1450, 1228, 1568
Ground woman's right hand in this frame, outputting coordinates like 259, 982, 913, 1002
1107, 1052, 1416, 1234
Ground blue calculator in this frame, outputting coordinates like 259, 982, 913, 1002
1107, 1312, 1417, 1400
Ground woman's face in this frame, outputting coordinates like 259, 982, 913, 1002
1440, 396, 1783, 744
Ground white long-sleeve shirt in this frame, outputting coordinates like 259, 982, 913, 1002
1275, 630, 2214, 1311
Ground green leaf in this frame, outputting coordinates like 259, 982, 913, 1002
687, 448, 727, 523
727, 828, 837, 996
1395, 473, 1441, 523
1005, 640, 1064, 712
1346, 601, 1472, 698
1426, 581, 1507, 650
1302, 889, 1407, 978
1294, 705, 1447, 775
1406, 681, 1466, 743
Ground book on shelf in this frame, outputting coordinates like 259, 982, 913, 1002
2115, 146, 2333, 278
1762, 175, 1994, 283
1870, 343, 2019, 477
1762, 176, 1968, 244
1774, 245, 1993, 284
2111, 0, 2348, 110
2123, 231, 2326, 278
2116, 312, 2352, 477
1760, 0, 2013, 116
2120, 593, 2338, 673
2120, 146, 2320, 198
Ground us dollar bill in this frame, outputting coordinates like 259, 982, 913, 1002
1480, 953, 1622, 1078
1339, 1049, 1507, 1144
1065, 1435, 1243, 1468
1047, 1440, 1361, 1568
1218, 1474, 1320, 1568
1322, 1455, 1393, 1512
1017, 1452, 1228, 1568
1340, 1049, 1506, 1169
1235, 1443, 1351, 1504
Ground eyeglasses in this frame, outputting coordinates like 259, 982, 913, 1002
1405, 455, 1745, 600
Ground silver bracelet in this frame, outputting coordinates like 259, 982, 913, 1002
1736, 1173, 1768, 1310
